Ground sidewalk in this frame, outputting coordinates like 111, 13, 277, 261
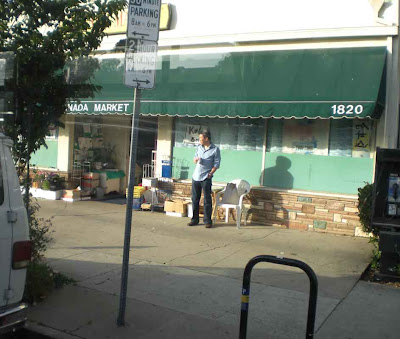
24, 199, 400, 338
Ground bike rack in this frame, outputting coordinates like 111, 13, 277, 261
239, 255, 318, 339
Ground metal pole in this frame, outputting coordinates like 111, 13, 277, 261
117, 87, 141, 326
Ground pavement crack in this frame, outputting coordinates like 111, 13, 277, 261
166, 229, 279, 265
166, 242, 232, 265
210, 247, 243, 267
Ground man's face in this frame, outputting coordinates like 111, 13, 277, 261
199, 134, 208, 145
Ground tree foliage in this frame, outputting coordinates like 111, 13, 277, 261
0, 0, 126, 173
358, 182, 377, 235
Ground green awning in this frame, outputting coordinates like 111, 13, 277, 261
67, 47, 386, 119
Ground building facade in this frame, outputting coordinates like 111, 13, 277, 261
32, 0, 400, 235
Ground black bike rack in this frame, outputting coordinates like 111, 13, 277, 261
239, 255, 318, 339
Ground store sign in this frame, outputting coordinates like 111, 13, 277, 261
67, 101, 132, 114
127, 0, 162, 41
124, 39, 157, 89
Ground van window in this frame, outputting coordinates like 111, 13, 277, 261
0, 155, 4, 205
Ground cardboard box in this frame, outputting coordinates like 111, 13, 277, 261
164, 201, 175, 212
62, 189, 81, 199
166, 211, 186, 217
164, 200, 189, 216
141, 203, 152, 210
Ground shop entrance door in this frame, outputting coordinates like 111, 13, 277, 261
130, 116, 158, 183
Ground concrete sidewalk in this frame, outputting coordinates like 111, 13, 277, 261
24, 199, 400, 338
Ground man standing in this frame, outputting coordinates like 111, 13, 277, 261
188, 129, 221, 228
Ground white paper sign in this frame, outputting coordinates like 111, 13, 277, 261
124, 39, 157, 89
184, 124, 208, 144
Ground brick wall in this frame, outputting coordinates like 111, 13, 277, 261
157, 180, 362, 236
246, 189, 361, 236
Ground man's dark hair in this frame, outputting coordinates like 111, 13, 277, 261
200, 129, 211, 140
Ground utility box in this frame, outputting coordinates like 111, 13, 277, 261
371, 148, 400, 229
371, 148, 400, 278
378, 231, 400, 276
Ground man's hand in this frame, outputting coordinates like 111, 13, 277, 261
194, 157, 200, 164
207, 172, 213, 179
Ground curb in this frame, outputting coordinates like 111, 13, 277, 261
25, 321, 81, 339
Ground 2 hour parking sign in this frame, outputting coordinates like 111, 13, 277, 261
124, 38, 158, 89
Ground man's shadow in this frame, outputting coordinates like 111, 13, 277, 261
262, 156, 294, 189
250, 156, 294, 227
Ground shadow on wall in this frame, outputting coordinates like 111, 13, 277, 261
261, 155, 294, 189
173, 158, 191, 180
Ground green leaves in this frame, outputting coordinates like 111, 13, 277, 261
0, 0, 126, 167
358, 182, 376, 235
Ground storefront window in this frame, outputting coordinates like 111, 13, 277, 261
266, 118, 375, 158
174, 117, 264, 151
73, 116, 106, 169
328, 119, 353, 157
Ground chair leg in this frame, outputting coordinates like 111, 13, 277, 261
225, 207, 229, 223
236, 206, 242, 229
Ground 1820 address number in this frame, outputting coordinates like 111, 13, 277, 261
331, 104, 363, 115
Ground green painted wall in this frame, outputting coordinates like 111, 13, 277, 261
30, 140, 58, 169
264, 152, 374, 194
172, 148, 374, 194
172, 147, 263, 185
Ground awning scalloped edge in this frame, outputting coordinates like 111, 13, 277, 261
66, 111, 373, 119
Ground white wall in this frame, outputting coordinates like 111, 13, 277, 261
57, 114, 74, 172
97, 1, 396, 51
160, 0, 382, 40
156, 116, 174, 178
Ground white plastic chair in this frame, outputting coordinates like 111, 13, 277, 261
213, 179, 251, 229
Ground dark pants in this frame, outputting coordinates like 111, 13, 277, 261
191, 178, 212, 224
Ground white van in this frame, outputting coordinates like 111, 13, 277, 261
0, 133, 31, 334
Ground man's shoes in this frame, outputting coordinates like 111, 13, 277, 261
187, 221, 199, 226
205, 223, 213, 228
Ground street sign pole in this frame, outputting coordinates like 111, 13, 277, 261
118, 0, 162, 327
117, 87, 141, 326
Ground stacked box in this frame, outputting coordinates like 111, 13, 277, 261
134, 186, 146, 198
164, 200, 189, 217
126, 186, 146, 198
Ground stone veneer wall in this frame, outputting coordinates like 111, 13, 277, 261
158, 180, 363, 237
246, 188, 362, 236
